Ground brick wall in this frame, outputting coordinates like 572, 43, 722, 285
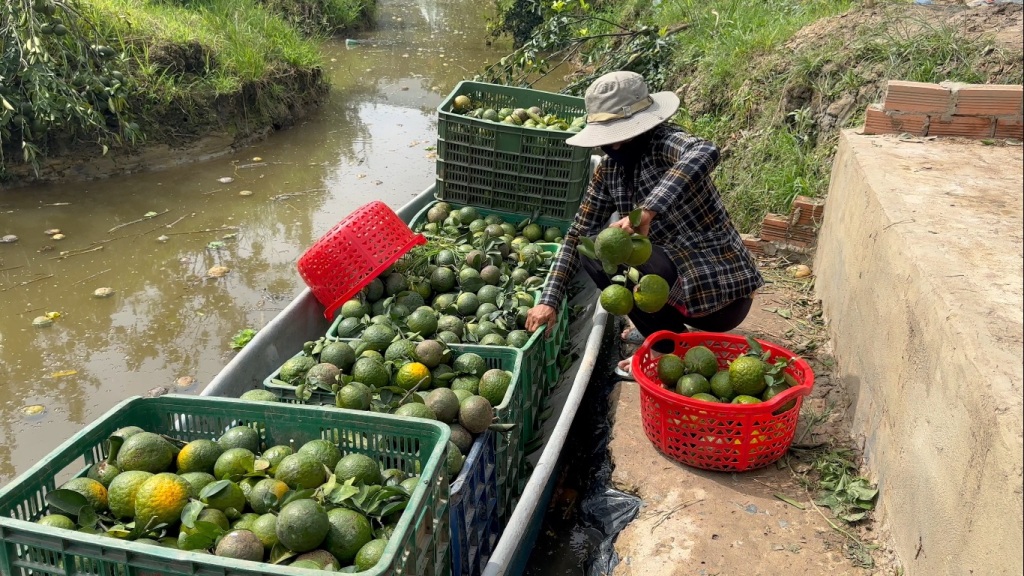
863, 80, 1023, 140
743, 195, 824, 257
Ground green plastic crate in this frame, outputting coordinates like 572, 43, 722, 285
436, 81, 591, 221
0, 395, 451, 576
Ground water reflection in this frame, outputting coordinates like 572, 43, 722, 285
0, 0, 522, 484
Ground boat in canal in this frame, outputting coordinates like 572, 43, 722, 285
200, 175, 610, 576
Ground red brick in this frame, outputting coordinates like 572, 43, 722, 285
792, 196, 825, 226
954, 84, 1023, 117
864, 104, 928, 135
995, 118, 1024, 140
883, 80, 952, 114
928, 115, 994, 139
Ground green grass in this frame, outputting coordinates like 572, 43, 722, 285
86, 0, 321, 96
617, 0, 1024, 232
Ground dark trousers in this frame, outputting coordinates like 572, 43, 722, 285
581, 245, 754, 353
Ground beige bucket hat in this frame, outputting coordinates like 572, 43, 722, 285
566, 71, 680, 148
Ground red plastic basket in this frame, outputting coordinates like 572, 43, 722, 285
297, 201, 425, 319
632, 331, 814, 472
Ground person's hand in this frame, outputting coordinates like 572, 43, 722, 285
608, 208, 655, 237
526, 304, 557, 336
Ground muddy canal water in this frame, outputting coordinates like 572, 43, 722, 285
0, 0, 558, 487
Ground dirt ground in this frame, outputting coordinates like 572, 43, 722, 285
607, 258, 902, 576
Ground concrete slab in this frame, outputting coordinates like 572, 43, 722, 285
814, 131, 1023, 575
608, 377, 872, 576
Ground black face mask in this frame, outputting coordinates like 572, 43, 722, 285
601, 129, 654, 168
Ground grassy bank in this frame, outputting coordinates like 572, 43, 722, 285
0, 0, 375, 181
486, 0, 1023, 232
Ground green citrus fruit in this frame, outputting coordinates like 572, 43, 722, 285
731, 395, 762, 404
176, 439, 223, 474
594, 227, 633, 266
675, 373, 711, 397
61, 477, 108, 512
691, 393, 720, 403
683, 345, 719, 379
133, 472, 191, 528
215, 529, 265, 561
633, 274, 670, 313
355, 539, 388, 572
334, 454, 382, 486
37, 514, 76, 529
213, 448, 255, 480
458, 395, 494, 434
274, 452, 326, 490
478, 369, 512, 407
200, 481, 246, 513
276, 499, 330, 552
219, 426, 261, 453
600, 285, 634, 315
299, 439, 343, 471
656, 354, 685, 387
709, 370, 734, 401
625, 235, 652, 266
729, 356, 767, 397
248, 478, 290, 514
116, 432, 175, 474
336, 382, 372, 410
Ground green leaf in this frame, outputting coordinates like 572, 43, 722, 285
380, 500, 408, 518
199, 480, 231, 502
105, 526, 133, 539
329, 481, 360, 505
77, 506, 98, 529
745, 336, 764, 356
180, 500, 205, 529
627, 268, 640, 284
45, 489, 89, 515
253, 459, 271, 472
281, 489, 316, 507
628, 208, 643, 228
611, 274, 625, 283
106, 435, 125, 464
295, 384, 313, 402
578, 237, 596, 259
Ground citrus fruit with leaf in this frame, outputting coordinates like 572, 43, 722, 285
248, 478, 290, 514
60, 477, 108, 512
395, 361, 432, 391
625, 235, 652, 266
200, 480, 246, 513
213, 448, 255, 480
729, 355, 767, 397
594, 227, 633, 266
633, 274, 669, 313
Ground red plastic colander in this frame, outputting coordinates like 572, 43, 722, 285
298, 201, 426, 319
632, 331, 815, 472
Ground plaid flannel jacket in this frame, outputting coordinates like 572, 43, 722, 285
539, 124, 764, 317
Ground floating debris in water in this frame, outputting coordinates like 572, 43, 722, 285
251, 157, 262, 162
93, 287, 115, 298
32, 316, 53, 328
218, 177, 235, 184
52, 233, 66, 240
1, 234, 18, 243
44, 228, 61, 236
156, 235, 170, 242
21, 405, 45, 416
208, 265, 230, 278
176, 376, 196, 388
239, 190, 254, 197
